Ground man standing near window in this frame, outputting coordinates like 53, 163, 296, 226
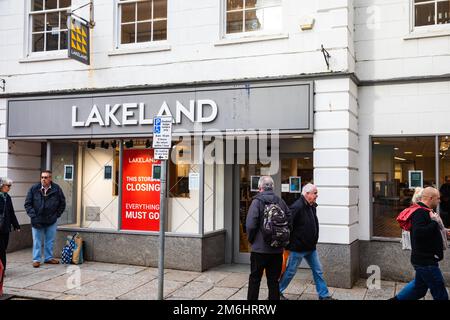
25, 170, 66, 268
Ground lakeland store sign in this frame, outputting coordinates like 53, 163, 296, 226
7, 81, 313, 139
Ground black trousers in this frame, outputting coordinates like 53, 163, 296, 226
247, 252, 282, 300
0, 233, 9, 279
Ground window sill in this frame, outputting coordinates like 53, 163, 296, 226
19, 52, 70, 63
404, 29, 450, 40
214, 33, 289, 46
108, 44, 171, 56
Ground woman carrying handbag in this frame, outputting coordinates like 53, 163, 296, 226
0, 177, 20, 296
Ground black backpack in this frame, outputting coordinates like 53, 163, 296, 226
257, 199, 290, 248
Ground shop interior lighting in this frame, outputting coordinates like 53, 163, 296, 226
395, 157, 406, 161
416, 154, 423, 157
125, 140, 133, 148
87, 140, 96, 149
101, 140, 109, 149
404, 151, 413, 154
373, 142, 380, 145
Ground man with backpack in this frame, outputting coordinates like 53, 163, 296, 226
246, 176, 290, 300
279, 183, 335, 300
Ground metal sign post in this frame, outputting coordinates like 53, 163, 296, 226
154, 116, 172, 300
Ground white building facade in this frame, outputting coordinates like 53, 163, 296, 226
2, 0, 447, 287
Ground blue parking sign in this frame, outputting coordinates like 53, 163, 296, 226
154, 118, 161, 134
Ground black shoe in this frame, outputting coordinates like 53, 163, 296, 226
280, 294, 288, 300
388, 296, 399, 300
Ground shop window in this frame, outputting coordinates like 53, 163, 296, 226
52, 142, 77, 226
225, 0, 282, 34
29, 0, 71, 53
81, 142, 120, 230
119, 0, 167, 45
169, 143, 192, 198
439, 136, 450, 227
167, 140, 202, 234
371, 137, 436, 238
414, 0, 450, 27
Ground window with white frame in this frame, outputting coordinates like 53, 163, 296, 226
119, 0, 167, 45
29, 0, 71, 53
225, 0, 282, 34
414, 0, 450, 27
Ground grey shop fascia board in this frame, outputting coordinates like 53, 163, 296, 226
6, 79, 314, 139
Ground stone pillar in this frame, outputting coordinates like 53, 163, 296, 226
313, 78, 359, 288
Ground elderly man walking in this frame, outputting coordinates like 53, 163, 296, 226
279, 183, 335, 300
391, 187, 448, 300
246, 176, 290, 300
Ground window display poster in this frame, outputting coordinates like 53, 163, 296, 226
289, 176, 301, 193
251, 176, 260, 192
409, 170, 423, 189
121, 148, 161, 231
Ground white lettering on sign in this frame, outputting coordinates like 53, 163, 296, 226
128, 157, 157, 164
71, 100, 218, 127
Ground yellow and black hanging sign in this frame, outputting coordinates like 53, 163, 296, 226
68, 17, 90, 65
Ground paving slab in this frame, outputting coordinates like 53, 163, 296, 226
283, 293, 300, 300
3, 267, 67, 289
170, 281, 215, 299
303, 284, 336, 296
227, 287, 247, 300
216, 273, 249, 288
364, 286, 396, 300
210, 264, 248, 274
282, 279, 309, 295
332, 287, 367, 300
118, 279, 185, 300
194, 271, 230, 284
27, 269, 111, 293
114, 266, 148, 275
198, 287, 239, 300
78, 262, 129, 273
3, 287, 62, 300
164, 270, 202, 282
227, 287, 268, 300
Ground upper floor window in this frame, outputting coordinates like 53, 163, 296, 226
119, 0, 167, 45
30, 0, 71, 52
414, 0, 450, 27
226, 0, 282, 34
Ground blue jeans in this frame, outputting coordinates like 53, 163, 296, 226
396, 265, 448, 300
279, 250, 330, 299
32, 223, 57, 263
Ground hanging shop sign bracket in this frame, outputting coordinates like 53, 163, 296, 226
68, 0, 95, 28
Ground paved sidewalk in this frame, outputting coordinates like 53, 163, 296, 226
1, 249, 437, 300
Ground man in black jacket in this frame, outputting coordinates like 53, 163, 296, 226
392, 187, 448, 300
25, 170, 66, 268
246, 176, 290, 300
279, 183, 334, 300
